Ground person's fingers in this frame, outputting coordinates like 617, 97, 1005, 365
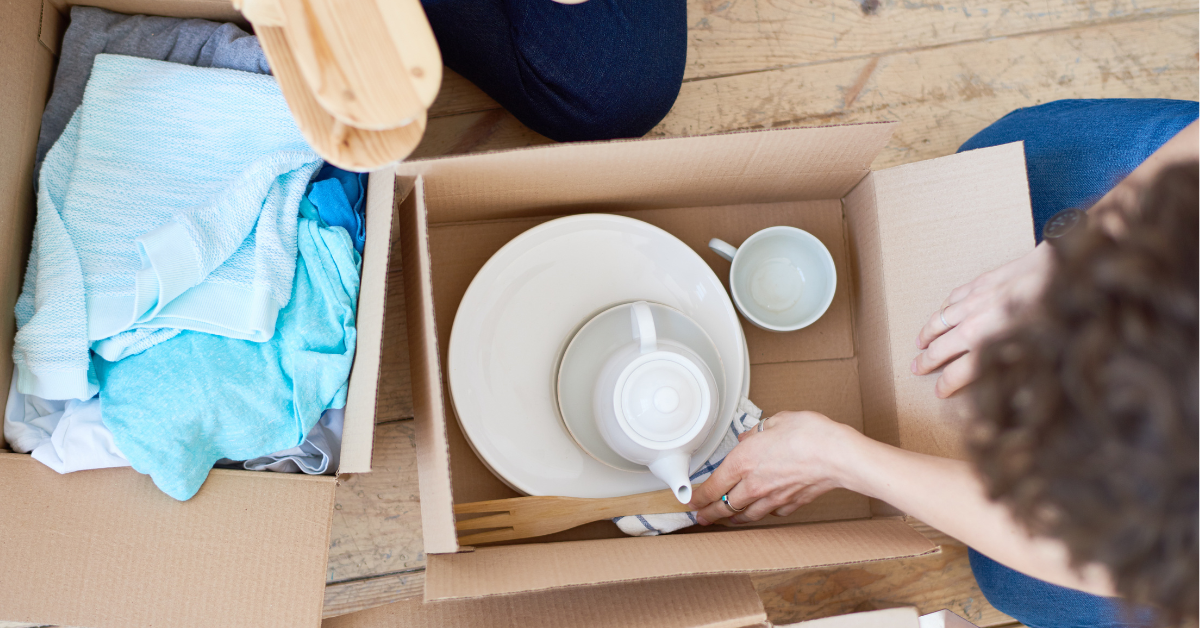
729, 493, 789, 524
911, 329, 969, 375
943, 281, 975, 308
695, 484, 752, 526
935, 352, 979, 398
917, 300, 963, 350
689, 448, 747, 508
773, 502, 802, 518
695, 499, 728, 526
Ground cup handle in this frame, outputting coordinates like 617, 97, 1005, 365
630, 301, 657, 354
708, 238, 738, 263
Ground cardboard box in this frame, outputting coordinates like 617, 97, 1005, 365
0, 1, 394, 626
1, 0, 1034, 624
324, 575, 770, 628
388, 123, 1034, 600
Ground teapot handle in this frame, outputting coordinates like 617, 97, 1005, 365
630, 301, 657, 354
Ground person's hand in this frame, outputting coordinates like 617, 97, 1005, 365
688, 411, 861, 525
912, 243, 1053, 398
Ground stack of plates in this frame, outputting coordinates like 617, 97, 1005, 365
448, 215, 748, 498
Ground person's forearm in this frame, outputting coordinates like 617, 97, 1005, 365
836, 433, 1117, 596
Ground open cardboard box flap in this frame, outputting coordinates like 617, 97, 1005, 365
393, 124, 1033, 601
0, 0, 396, 625
325, 574, 768, 628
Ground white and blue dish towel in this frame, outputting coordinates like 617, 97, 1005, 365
614, 398, 763, 536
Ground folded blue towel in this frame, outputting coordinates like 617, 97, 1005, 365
14, 54, 322, 399
304, 164, 368, 253
95, 213, 360, 501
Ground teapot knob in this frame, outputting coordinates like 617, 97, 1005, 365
630, 301, 657, 354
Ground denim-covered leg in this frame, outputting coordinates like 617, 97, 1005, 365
968, 549, 1155, 628
958, 98, 1197, 626
420, 0, 686, 142
957, 98, 1198, 241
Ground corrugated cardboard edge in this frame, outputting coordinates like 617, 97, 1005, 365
323, 574, 767, 628
782, 607, 920, 627
0, 0, 55, 447
397, 173, 458, 553
37, 0, 62, 54
338, 169, 396, 473
394, 122, 898, 223
397, 122, 897, 168
424, 519, 938, 601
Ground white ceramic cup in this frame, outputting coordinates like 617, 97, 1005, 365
708, 227, 836, 332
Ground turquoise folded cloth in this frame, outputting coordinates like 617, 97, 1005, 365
14, 54, 321, 399
94, 211, 360, 501
304, 164, 368, 253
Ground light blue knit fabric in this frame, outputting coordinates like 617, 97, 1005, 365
94, 213, 360, 501
14, 54, 321, 400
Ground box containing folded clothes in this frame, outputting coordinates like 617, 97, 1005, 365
390, 125, 1036, 600
0, 1, 393, 626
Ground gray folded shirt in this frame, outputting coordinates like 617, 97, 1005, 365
35, 5, 271, 180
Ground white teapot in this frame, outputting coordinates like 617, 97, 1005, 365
593, 301, 720, 504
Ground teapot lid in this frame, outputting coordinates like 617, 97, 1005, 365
615, 352, 712, 444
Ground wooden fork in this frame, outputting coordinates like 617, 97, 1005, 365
454, 488, 694, 545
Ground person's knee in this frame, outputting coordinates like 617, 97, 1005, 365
508, 1, 687, 142
518, 66, 684, 142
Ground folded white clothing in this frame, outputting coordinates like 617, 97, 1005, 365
3, 374, 126, 473
613, 398, 763, 537
4, 373, 342, 477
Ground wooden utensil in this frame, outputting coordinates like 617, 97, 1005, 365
273, 0, 440, 129
455, 488, 695, 546
235, 0, 438, 170
256, 26, 426, 171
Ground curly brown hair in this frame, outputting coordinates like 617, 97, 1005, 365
970, 162, 1199, 623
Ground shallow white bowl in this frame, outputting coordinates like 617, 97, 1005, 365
557, 301, 728, 474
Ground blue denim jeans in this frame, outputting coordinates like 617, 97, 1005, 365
420, 0, 686, 142
959, 98, 1198, 627
959, 98, 1199, 242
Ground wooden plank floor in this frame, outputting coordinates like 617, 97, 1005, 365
325, 0, 1198, 622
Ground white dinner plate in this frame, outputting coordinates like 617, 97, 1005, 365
557, 301, 728, 474
448, 214, 747, 498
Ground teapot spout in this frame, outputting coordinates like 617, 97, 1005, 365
648, 452, 693, 504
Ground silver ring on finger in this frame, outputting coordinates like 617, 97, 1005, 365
939, 307, 951, 329
721, 493, 747, 513
756, 417, 770, 433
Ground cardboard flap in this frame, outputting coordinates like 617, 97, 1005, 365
337, 170, 396, 472
846, 143, 1034, 459
324, 575, 766, 628
785, 607, 920, 627
0, 0, 55, 425
0, 455, 335, 628
397, 175, 458, 553
394, 124, 896, 224
38, 0, 63, 55
424, 518, 936, 601
76, 0, 248, 22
